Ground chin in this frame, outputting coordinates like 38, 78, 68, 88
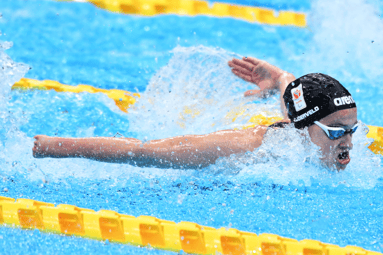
322, 159, 349, 171
334, 163, 348, 171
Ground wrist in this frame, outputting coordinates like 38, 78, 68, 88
278, 72, 295, 92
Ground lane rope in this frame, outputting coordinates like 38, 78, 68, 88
12, 78, 139, 113
60, 0, 307, 27
0, 195, 380, 255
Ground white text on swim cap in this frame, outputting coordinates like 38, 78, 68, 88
293, 106, 319, 122
334, 96, 355, 106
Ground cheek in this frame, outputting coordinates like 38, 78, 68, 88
321, 141, 337, 155
308, 127, 334, 154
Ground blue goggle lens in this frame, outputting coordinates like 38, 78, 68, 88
328, 125, 358, 140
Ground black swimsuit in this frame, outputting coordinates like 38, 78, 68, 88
268, 122, 290, 128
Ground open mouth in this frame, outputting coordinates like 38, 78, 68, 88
337, 151, 351, 165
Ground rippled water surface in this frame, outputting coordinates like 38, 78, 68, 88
0, 0, 383, 254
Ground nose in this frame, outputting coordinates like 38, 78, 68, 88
339, 133, 353, 150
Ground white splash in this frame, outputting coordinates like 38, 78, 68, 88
298, 0, 383, 88
128, 45, 281, 140
0, 41, 29, 177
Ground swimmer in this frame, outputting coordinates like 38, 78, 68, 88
33, 57, 357, 171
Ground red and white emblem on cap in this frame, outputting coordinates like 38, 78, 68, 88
291, 84, 307, 111
293, 90, 301, 99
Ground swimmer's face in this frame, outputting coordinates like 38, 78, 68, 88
308, 108, 357, 171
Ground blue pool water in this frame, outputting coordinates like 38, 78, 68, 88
0, 0, 383, 254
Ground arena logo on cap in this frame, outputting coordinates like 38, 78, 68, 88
291, 84, 307, 111
334, 96, 355, 106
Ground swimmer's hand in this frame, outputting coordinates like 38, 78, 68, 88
228, 57, 295, 98
33, 135, 52, 158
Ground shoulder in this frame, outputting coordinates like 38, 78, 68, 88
242, 125, 268, 148
236, 125, 268, 137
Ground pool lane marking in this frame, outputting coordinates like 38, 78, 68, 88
0, 195, 381, 255
59, 0, 307, 27
12, 78, 383, 156
12, 78, 140, 113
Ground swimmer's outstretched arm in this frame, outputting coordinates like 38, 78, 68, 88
33, 126, 268, 169
228, 57, 295, 118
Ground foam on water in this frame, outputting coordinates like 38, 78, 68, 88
293, 0, 383, 126
0, 40, 30, 179
302, 0, 383, 81
128, 45, 281, 140
0, 41, 29, 136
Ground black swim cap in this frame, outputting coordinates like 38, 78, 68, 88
283, 73, 356, 129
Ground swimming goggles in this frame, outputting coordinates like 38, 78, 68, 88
314, 121, 359, 140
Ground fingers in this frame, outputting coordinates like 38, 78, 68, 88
231, 64, 252, 76
32, 144, 39, 158
33, 135, 44, 158
231, 69, 252, 82
229, 58, 256, 72
34, 135, 48, 139
242, 56, 263, 66
33, 151, 43, 158
33, 139, 40, 152
228, 57, 263, 70
244, 90, 262, 97
229, 59, 255, 77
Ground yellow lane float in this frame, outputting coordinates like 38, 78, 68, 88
12, 78, 140, 113
58, 0, 307, 27
0, 195, 381, 255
